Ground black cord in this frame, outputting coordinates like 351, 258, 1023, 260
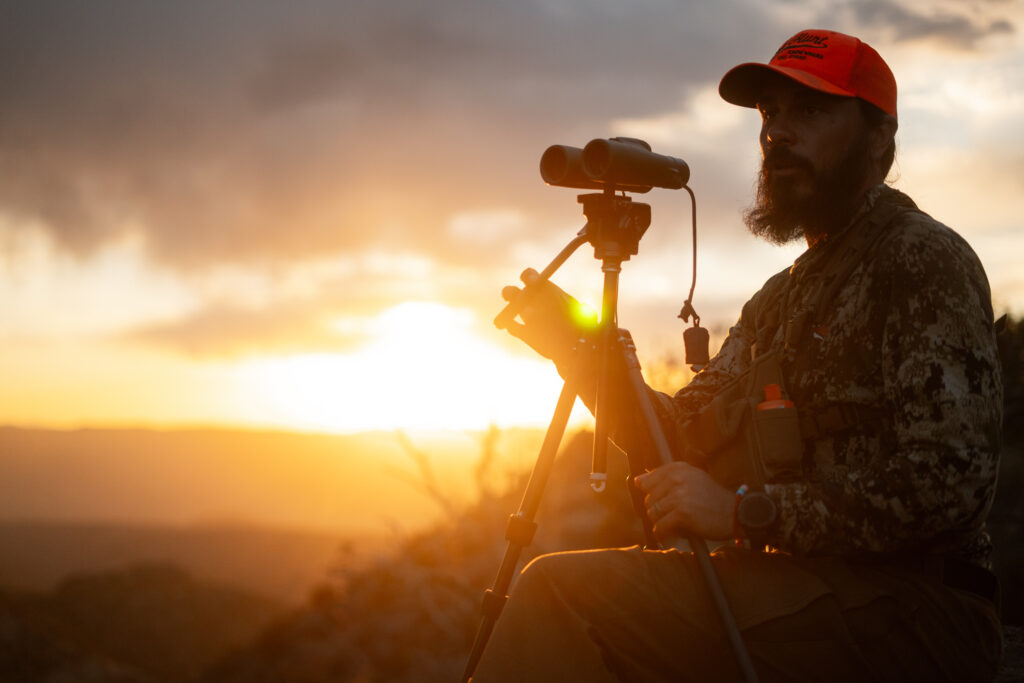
679, 185, 699, 325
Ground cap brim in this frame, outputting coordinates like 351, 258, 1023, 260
719, 62, 855, 108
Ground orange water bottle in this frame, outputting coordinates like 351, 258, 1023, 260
757, 384, 794, 411
752, 383, 802, 481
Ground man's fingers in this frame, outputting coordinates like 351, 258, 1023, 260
505, 320, 535, 346
645, 493, 661, 520
645, 492, 687, 538
506, 320, 565, 363
636, 462, 691, 500
520, 267, 541, 285
644, 487, 674, 519
499, 269, 588, 369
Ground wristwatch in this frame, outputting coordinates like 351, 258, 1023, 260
737, 490, 778, 537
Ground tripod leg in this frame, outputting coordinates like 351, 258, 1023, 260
461, 359, 584, 683
614, 329, 761, 683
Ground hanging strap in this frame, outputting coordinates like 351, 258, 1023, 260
776, 189, 919, 439
798, 403, 887, 440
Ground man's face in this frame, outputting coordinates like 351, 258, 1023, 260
744, 77, 874, 244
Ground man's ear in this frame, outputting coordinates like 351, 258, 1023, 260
869, 114, 898, 163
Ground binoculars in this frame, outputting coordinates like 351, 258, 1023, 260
540, 137, 689, 193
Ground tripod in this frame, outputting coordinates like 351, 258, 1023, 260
461, 191, 759, 682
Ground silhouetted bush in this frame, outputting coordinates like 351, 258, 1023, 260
202, 430, 643, 682
992, 314, 1024, 624
0, 563, 280, 681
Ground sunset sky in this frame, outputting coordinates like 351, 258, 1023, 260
3, 0, 1023, 434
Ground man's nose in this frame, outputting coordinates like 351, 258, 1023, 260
764, 115, 796, 147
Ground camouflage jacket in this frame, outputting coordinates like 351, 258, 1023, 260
651, 184, 1002, 565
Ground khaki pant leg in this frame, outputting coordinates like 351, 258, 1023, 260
470, 545, 1001, 683
810, 563, 1003, 683
472, 546, 802, 682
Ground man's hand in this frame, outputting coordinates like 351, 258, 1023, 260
501, 268, 597, 367
635, 462, 735, 541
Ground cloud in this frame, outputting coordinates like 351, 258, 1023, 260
119, 246, 508, 358
0, 0, 780, 273
844, 0, 1015, 49
125, 301, 356, 357
7, 1, 1022, 362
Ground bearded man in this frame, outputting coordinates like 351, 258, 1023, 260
471, 29, 1003, 682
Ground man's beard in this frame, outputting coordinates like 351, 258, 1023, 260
743, 132, 871, 245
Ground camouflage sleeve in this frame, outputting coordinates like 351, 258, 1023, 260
766, 219, 1002, 556
672, 302, 758, 413
638, 294, 761, 460
602, 301, 756, 464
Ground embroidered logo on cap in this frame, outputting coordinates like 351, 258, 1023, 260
773, 31, 830, 62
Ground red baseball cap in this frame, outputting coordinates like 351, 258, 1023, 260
719, 29, 897, 120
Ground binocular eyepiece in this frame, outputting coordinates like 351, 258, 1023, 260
540, 138, 689, 193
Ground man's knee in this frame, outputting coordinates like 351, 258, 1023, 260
511, 547, 648, 610
514, 550, 594, 599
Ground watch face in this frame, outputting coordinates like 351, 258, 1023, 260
739, 491, 777, 531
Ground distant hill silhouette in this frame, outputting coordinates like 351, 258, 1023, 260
0, 563, 281, 682
0, 520, 352, 604
0, 425, 546, 602
0, 426, 536, 534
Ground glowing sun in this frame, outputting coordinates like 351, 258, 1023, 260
239, 302, 575, 433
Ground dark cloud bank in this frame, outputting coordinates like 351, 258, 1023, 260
0, 1, 763, 265
0, 0, 1013, 356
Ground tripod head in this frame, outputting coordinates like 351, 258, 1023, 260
491, 190, 651, 333
577, 192, 651, 263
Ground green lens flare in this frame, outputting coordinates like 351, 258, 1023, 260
572, 301, 599, 329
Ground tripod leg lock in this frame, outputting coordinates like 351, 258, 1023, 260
481, 588, 509, 619
505, 513, 539, 547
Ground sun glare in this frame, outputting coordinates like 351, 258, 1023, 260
239, 302, 582, 433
